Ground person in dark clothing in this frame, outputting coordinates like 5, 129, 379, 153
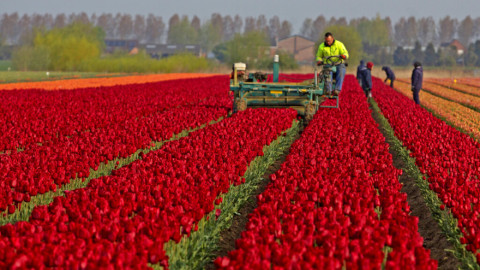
357, 60, 366, 87
411, 61, 423, 105
358, 62, 373, 98
381, 66, 396, 87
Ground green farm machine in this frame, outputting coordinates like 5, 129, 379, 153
230, 55, 341, 121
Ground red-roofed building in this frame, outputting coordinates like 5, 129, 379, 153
276, 35, 316, 65
441, 39, 466, 55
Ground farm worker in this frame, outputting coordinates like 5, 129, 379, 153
411, 61, 423, 105
358, 62, 374, 98
381, 66, 396, 88
356, 60, 366, 87
316, 32, 349, 96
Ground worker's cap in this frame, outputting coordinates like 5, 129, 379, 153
367, 62, 374, 69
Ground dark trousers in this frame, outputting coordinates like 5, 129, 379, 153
329, 63, 346, 91
390, 79, 394, 88
363, 88, 370, 97
412, 88, 420, 105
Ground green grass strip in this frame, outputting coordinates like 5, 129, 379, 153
155, 120, 300, 270
0, 116, 224, 226
370, 98, 479, 270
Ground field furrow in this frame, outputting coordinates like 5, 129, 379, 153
394, 80, 480, 139
0, 108, 296, 269
374, 77, 480, 267
0, 77, 232, 216
216, 75, 437, 269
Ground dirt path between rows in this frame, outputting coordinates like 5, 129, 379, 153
206, 105, 460, 269
205, 122, 305, 269
369, 102, 460, 270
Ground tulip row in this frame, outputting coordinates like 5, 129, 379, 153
0, 105, 228, 221
0, 73, 217, 91
0, 108, 297, 269
373, 77, 480, 264
0, 76, 228, 152
0, 77, 232, 214
165, 118, 301, 270
425, 78, 480, 97
0, 115, 225, 228
368, 96, 474, 268
216, 75, 437, 269
394, 80, 480, 140
455, 78, 480, 89
397, 79, 480, 110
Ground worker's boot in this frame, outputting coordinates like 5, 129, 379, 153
333, 90, 340, 96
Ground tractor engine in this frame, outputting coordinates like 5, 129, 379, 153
231, 63, 247, 83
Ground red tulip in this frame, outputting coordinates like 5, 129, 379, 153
216, 75, 437, 269
0, 100, 297, 268
0, 76, 232, 215
372, 76, 480, 264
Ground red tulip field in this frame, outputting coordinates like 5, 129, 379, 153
1, 73, 480, 269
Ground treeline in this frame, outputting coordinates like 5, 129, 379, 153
2, 12, 480, 68
2, 13, 480, 46
10, 22, 212, 73
0, 12, 294, 69
393, 41, 480, 67
299, 15, 480, 67
300, 15, 480, 48
0, 12, 292, 47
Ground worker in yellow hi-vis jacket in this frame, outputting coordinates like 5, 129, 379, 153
316, 32, 349, 96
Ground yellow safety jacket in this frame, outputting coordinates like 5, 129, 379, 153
316, 40, 349, 64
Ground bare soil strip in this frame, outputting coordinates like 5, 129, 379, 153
204, 123, 305, 269
369, 99, 460, 269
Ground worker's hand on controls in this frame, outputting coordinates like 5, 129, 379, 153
316, 60, 323, 66
340, 55, 347, 60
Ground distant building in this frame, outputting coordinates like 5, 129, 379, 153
141, 44, 202, 58
440, 39, 465, 55
103, 40, 203, 58
276, 35, 316, 65
401, 45, 426, 51
104, 39, 139, 53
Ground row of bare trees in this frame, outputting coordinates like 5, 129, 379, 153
2, 12, 480, 50
0, 13, 166, 44
0, 12, 292, 46
300, 15, 480, 48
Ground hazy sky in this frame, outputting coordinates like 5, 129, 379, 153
2, 0, 478, 32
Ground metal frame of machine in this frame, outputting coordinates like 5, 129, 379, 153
229, 55, 341, 120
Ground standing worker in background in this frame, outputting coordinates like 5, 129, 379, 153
358, 62, 374, 98
357, 60, 366, 87
316, 32, 349, 96
411, 61, 423, 105
382, 66, 396, 87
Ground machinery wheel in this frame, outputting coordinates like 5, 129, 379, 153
305, 102, 316, 122
234, 98, 247, 112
